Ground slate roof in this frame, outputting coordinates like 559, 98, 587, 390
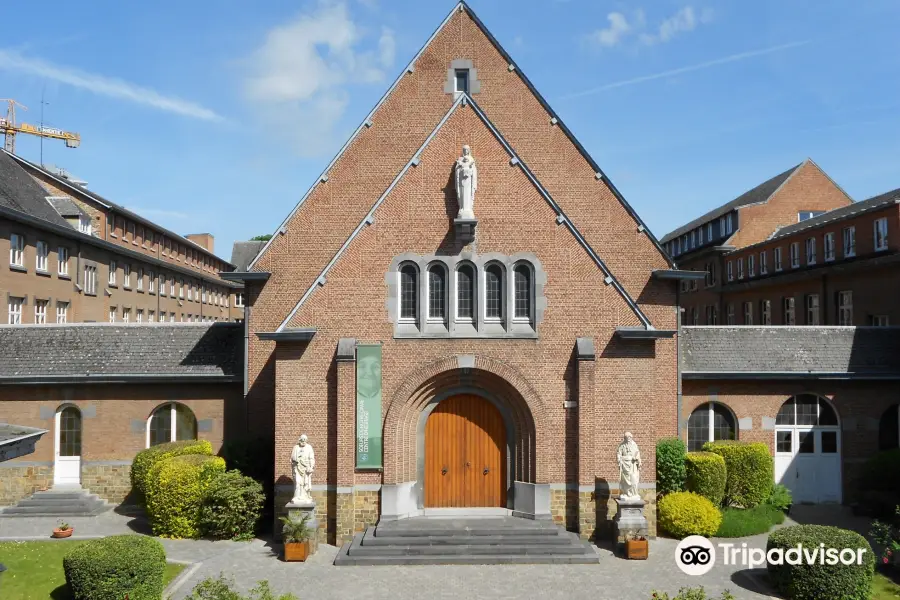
231, 241, 266, 271
681, 326, 900, 377
0, 152, 71, 228
47, 196, 87, 218
0, 323, 242, 381
660, 164, 801, 244
767, 187, 900, 241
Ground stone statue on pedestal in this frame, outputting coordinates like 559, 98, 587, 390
617, 432, 642, 501
291, 434, 315, 504
455, 145, 478, 220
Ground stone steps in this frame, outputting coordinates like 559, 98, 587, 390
0, 488, 110, 517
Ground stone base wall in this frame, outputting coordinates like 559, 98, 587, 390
0, 464, 52, 506
353, 490, 380, 534
82, 462, 132, 504
275, 487, 383, 545
550, 486, 657, 541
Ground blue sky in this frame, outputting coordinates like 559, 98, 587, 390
1, 0, 898, 261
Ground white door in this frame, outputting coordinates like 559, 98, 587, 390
774, 396, 842, 504
54, 406, 82, 485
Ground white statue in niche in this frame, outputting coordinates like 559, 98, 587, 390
455, 145, 478, 220
617, 432, 642, 501
291, 434, 316, 504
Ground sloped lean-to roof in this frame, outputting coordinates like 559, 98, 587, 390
767, 187, 900, 242
231, 241, 267, 272
249, 0, 673, 272
275, 93, 654, 332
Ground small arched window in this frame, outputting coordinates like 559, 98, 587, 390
484, 263, 503, 320
456, 263, 475, 322
776, 395, 838, 426
399, 264, 418, 321
879, 404, 899, 451
513, 263, 532, 321
687, 402, 737, 451
148, 403, 197, 447
58, 406, 82, 457
427, 264, 446, 320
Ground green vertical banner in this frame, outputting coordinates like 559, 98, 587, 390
355, 344, 383, 469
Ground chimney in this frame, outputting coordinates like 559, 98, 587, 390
186, 233, 214, 253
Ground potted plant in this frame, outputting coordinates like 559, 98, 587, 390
279, 513, 312, 562
52, 521, 74, 539
625, 531, 648, 560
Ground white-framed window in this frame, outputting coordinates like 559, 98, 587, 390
774, 247, 783, 271
725, 213, 733, 235
123, 264, 131, 288
838, 291, 853, 325
513, 263, 533, 322
484, 263, 504, 321
798, 210, 826, 222
790, 243, 800, 268
108, 260, 117, 286
34, 299, 48, 324
140, 226, 146, 247
8, 296, 23, 324
806, 237, 816, 265
398, 263, 418, 323
454, 69, 469, 94
760, 299, 771, 325
146, 403, 198, 447
806, 294, 820, 325
109, 307, 117, 323
170, 278, 175, 296
137, 309, 144, 323
874, 217, 889, 251
726, 261, 733, 282
36, 241, 49, 272
687, 402, 738, 451
759, 251, 768, 275
743, 301, 753, 325
783, 297, 796, 325
169, 312, 176, 322
56, 302, 68, 323
726, 303, 735, 325
149, 310, 156, 322
707, 222, 713, 241
824, 232, 835, 262
843, 226, 856, 257
719, 216, 726, 237
9, 233, 24, 267
427, 264, 447, 322
57, 246, 69, 276
748, 255, 755, 277
706, 305, 718, 325
690, 230, 696, 249
122, 307, 131, 323
84, 265, 97, 295
137, 267, 144, 291
699, 227, 705, 245
235, 292, 244, 308
737, 258, 744, 280
78, 216, 92, 235
128, 222, 136, 243
187, 284, 193, 301
871, 315, 890, 327
149, 271, 156, 293
456, 263, 476, 323
201, 287, 207, 304
691, 306, 699, 325
178, 278, 184, 299
675, 238, 681, 255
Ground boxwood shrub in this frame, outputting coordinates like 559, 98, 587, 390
198, 469, 266, 540
703, 440, 773, 508
131, 439, 213, 500
63, 535, 166, 600
685, 451, 726, 506
658, 491, 722, 538
145, 454, 225, 538
656, 437, 687, 496
766, 525, 874, 600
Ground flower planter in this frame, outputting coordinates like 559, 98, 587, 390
625, 538, 648, 560
284, 540, 310, 562
52, 528, 73, 539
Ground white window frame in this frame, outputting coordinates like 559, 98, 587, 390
512, 262, 534, 323
36, 241, 49, 272
454, 68, 469, 94
56, 302, 68, 324
719, 217, 726, 237
774, 247, 783, 271
743, 301, 753, 325
123, 264, 131, 288
137, 309, 144, 323
726, 303, 735, 325
9, 233, 24, 267
122, 307, 130, 323
759, 251, 768, 275
688, 401, 738, 451
871, 315, 890, 327
170, 278, 175, 296
690, 230, 696, 249
188, 284, 193, 301
179, 278, 184, 299
725, 213, 733, 235
838, 291, 853, 326
824, 232, 835, 262
149, 310, 156, 322
235, 293, 244, 308
8, 297, 23, 324
737, 258, 744, 280
169, 313, 176, 322
707, 222, 713, 240
145, 403, 197, 448
783, 297, 796, 325
483, 262, 505, 323
57, 246, 69, 276
790, 243, 800, 268
109, 307, 116, 323
426, 263, 448, 323
748, 255, 755, 277
806, 294, 820, 325
761, 300, 771, 325
149, 271, 156, 293
84, 265, 97, 295
843, 226, 856, 257
806, 237, 816, 265
875, 218, 888, 251
726, 261, 733, 282
137, 268, 144, 291
79, 216, 92, 235
108, 261, 117, 286
34, 299, 47, 324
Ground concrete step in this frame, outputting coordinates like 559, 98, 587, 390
362, 533, 577, 546
15, 497, 104, 507
334, 540, 600, 566
349, 543, 594, 556
27, 492, 88, 501
0, 504, 108, 516
374, 525, 561, 537
0, 488, 110, 517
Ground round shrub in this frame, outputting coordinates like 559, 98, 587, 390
131, 439, 213, 500
656, 437, 687, 496
685, 451, 727, 506
63, 535, 166, 600
767, 525, 874, 600
199, 469, 265, 540
658, 491, 722, 538
703, 440, 773, 508
145, 454, 225, 538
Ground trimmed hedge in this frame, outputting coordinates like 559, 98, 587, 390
198, 470, 266, 540
656, 438, 687, 496
685, 451, 726, 506
131, 439, 213, 500
146, 454, 225, 538
715, 504, 785, 537
658, 491, 722, 538
703, 441, 773, 508
63, 535, 166, 600
767, 525, 874, 600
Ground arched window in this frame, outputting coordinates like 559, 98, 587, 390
484, 263, 503, 321
879, 404, 899, 451
687, 402, 737, 451
776, 394, 838, 426
147, 403, 197, 447
399, 264, 418, 322
58, 406, 82, 457
427, 264, 446, 321
456, 263, 475, 322
513, 263, 532, 321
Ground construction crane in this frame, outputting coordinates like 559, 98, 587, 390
0, 99, 80, 155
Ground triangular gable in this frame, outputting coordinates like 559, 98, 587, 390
276, 92, 653, 332
250, 1, 673, 272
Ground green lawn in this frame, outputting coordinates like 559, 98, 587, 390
874, 572, 900, 599
715, 504, 786, 538
0, 540, 185, 599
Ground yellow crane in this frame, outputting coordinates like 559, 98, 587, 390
0, 99, 81, 154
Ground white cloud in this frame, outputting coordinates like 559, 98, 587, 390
640, 6, 713, 46
243, 2, 396, 157
587, 12, 633, 48
0, 49, 222, 121
586, 6, 711, 49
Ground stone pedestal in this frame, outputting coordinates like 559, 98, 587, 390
453, 218, 478, 244
612, 496, 648, 551
286, 501, 319, 554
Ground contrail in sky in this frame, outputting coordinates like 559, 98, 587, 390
562, 40, 813, 100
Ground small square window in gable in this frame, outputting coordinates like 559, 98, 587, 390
443, 59, 481, 95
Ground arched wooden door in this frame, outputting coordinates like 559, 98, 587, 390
424, 394, 506, 507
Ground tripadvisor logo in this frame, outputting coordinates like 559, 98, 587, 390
675, 536, 867, 575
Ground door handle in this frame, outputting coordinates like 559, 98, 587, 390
483, 467, 489, 475
441, 466, 448, 476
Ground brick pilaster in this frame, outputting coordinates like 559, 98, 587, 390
576, 337, 596, 538
335, 338, 357, 542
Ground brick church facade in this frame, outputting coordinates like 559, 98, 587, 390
234, 3, 687, 543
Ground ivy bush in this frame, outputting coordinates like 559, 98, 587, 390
63, 535, 166, 600
767, 525, 874, 600
131, 439, 213, 500
199, 470, 266, 540
685, 451, 726, 506
658, 491, 722, 538
146, 454, 226, 538
656, 438, 687, 496
703, 441, 772, 508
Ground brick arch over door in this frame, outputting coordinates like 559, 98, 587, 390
383, 356, 545, 485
